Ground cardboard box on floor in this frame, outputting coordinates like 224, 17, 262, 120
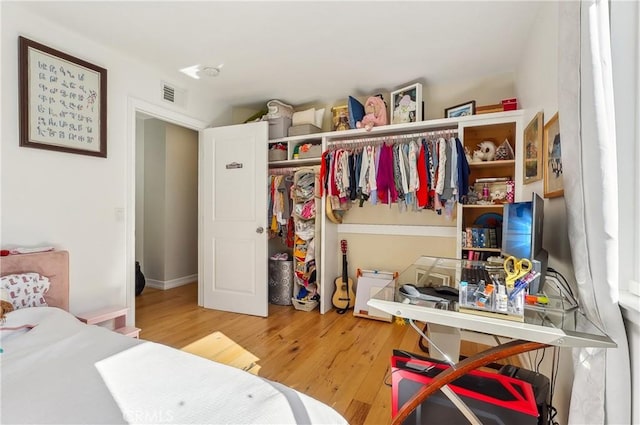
181, 331, 261, 375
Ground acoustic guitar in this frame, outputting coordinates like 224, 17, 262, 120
332, 240, 355, 313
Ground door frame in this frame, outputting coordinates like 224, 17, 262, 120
126, 97, 208, 325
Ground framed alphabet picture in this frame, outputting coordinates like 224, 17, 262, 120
543, 112, 564, 198
523, 111, 543, 184
19, 36, 107, 157
390, 83, 422, 125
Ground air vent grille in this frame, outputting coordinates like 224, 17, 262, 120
160, 81, 187, 107
163, 84, 176, 103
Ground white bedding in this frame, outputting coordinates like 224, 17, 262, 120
0, 307, 347, 424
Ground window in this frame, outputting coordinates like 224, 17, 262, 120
611, 1, 639, 312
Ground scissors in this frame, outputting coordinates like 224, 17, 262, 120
503, 256, 532, 289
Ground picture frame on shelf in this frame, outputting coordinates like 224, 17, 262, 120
523, 111, 543, 184
543, 112, 564, 198
19, 36, 107, 158
331, 104, 350, 131
390, 83, 422, 124
444, 100, 476, 118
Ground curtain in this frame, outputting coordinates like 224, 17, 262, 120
558, 1, 631, 423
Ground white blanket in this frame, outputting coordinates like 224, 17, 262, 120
1, 307, 346, 424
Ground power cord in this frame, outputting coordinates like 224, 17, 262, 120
547, 346, 561, 425
546, 267, 579, 307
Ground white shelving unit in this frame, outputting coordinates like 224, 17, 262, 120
267, 110, 524, 314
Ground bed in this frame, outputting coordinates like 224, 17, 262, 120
0, 251, 347, 424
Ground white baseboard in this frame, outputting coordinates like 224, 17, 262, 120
146, 274, 197, 290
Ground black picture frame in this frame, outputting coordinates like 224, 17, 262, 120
444, 100, 476, 118
19, 36, 107, 158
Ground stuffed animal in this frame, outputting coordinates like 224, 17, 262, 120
464, 146, 473, 164
1, 288, 14, 324
472, 141, 497, 162
472, 150, 485, 162
357, 96, 387, 131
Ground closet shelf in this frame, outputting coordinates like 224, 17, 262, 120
270, 110, 523, 144
469, 159, 515, 168
269, 158, 321, 167
461, 247, 501, 252
462, 204, 505, 209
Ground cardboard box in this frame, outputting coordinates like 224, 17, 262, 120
476, 104, 504, 114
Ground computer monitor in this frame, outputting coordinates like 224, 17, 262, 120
501, 193, 548, 294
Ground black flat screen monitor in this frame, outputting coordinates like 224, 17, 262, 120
501, 193, 548, 294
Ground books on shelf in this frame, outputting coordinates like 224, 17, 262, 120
463, 227, 500, 250
464, 250, 495, 261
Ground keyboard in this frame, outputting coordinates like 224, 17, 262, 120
461, 266, 492, 285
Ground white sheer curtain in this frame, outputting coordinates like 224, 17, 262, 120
558, 1, 631, 423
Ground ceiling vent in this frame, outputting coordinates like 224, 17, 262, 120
161, 81, 187, 107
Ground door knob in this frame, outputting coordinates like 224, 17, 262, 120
256, 226, 264, 234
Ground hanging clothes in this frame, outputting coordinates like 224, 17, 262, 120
267, 174, 294, 247
320, 130, 461, 218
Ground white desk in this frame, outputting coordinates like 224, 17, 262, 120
367, 256, 616, 425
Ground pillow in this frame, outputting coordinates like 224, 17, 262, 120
314, 108, 325, 128
0, 273, 50, 310
292, 108, 316, 127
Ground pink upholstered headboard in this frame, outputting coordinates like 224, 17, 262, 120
0, 250, 69, 311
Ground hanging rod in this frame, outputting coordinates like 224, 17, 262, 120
327, 127, 458, 149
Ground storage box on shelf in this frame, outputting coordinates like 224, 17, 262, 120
268, 133, 324, 167
288, 124, 322, 137
268, 117, 292, 139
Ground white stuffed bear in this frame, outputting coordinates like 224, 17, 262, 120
472, 141, 497, 162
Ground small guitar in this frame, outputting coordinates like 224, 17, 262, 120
332, 240, 355, 313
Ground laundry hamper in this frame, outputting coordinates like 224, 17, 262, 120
268, 259, 294, 305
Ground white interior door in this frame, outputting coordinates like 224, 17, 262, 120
201, 122, 268, 316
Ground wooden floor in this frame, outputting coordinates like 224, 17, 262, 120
135, 283, 509, 425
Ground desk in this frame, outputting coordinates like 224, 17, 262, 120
367, 256, 615, 424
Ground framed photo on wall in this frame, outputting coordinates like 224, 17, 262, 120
390, 83, 422, 125
523, 111, 543, 184
543, 112, 564, 198
19, 36, 107, 157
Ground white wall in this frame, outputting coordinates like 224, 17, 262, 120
0, 3, 225, 313
424, 72, 516, 120
135, 117, 145, 269
514, 3, 577, 424
143, 119, 166, 281
140, 119, 198, 286
163, 122, 198, 281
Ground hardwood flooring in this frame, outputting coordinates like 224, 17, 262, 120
135, 283, 513, 425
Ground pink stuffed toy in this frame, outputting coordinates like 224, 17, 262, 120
357, 96, 387, 131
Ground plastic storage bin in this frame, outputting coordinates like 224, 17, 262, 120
268, 259, 294, 305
